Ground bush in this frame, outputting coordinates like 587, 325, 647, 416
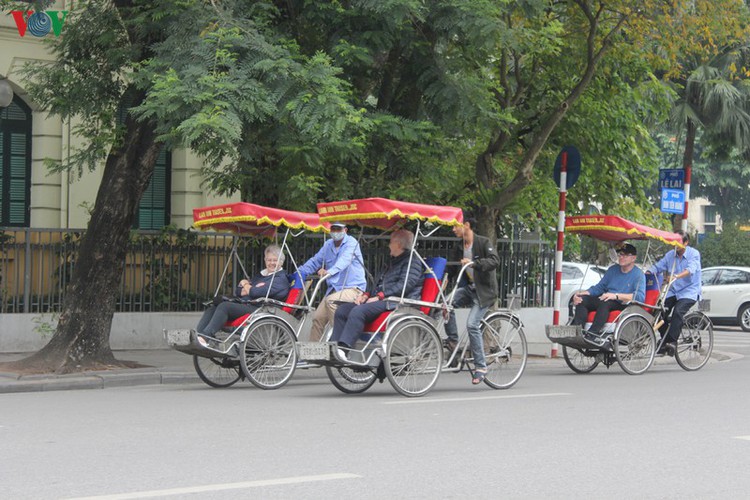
697, 224, 750, 267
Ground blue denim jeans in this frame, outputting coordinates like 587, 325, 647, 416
445, 286, 489, 370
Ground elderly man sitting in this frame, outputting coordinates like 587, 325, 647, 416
571, 243, 645, 336
331, 229, 424, 361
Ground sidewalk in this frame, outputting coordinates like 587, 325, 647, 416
0, 349, 201, 394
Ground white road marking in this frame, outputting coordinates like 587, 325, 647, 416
383, 392, 572, 405
733, 436, 750, 441
68, 473, 361, 500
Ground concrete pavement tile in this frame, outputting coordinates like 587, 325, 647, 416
96, 370, 162, 388
160, 372, 200, 384
40, 376, 103, 392
0, 379, 44, 393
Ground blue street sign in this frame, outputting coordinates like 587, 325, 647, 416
659, 169, 684, 191
661, 188, 685, 214
553, 145, 581, 189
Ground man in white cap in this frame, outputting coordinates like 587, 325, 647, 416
297, 222, 367, 341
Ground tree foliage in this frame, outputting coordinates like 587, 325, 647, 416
698, 223, 750, 267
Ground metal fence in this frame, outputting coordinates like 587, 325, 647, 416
0, 227, 553, 314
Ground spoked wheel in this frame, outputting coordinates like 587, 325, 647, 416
240, 317, 297, 390
675, 311, 714, 371
480, 313, 527, 389
326, 365, 377, 394
614, 315, 656, 375
562, 346, 599, 374
193, 355, 242, 388
384, 320, 443, 397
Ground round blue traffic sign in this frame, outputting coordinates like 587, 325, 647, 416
553, 145, 581, 189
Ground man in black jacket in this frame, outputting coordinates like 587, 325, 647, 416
444, 216, 500, 384
331, 229, 424, 358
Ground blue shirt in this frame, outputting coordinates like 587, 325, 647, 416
588, 265, 646, 303
297, 234, 367, 293
648, 246, 702, 301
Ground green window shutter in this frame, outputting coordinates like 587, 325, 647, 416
137, 147, 171, 230
0, 97, 31, 227
9, 133, 28, 225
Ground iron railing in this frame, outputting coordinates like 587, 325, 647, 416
0, 228, 553, 313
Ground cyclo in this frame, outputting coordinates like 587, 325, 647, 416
295, 197, 528, 397
546, 215, 713, 375
165, 202, 330, 389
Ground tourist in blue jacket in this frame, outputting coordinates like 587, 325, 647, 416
331, 229, 423, 359
571, 243, 645, 336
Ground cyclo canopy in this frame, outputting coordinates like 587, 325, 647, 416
317, 197, 463, 229
193, 202, 329, 235
565, 215, 684, 248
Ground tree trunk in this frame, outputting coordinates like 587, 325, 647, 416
4, 114, 161, 374
675, 119, 696, 231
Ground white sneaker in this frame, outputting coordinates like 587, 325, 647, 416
335, 347, 349, 362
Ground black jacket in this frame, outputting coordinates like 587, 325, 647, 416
454, 234, 500, 308
371, 251, 425, 308
234, 269, 291, 302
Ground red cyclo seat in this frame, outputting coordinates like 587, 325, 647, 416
223, 274, 304, 328
362, 257, 448, 333
585, 272, 659, 324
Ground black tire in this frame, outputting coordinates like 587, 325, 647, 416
614, 315, 655, 375
738, 304, 750, 332
562, 346, 599, 374
480, 313, 527, 389
675, 312, 714, 371
326, 365, 377, 394
240, 317, 297, 390
384, 319, 443, 397
193, 355, 242, 388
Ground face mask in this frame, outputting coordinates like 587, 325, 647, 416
331, 232, 345, 242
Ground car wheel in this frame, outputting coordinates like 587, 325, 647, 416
739, 304, 750, 332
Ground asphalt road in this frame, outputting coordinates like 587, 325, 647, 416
2, 327, 749, 500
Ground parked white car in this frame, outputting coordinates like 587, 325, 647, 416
560, 262, 607, 313
701, 266, 750, 331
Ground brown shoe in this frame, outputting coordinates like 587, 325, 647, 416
443, 339, 458, 353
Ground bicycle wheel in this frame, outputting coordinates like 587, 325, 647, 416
326, 365, 377, 394
481, 313, 527, 389
562, 346, 599, 374
384, 319, 443, 397
614, 315, 655, 375
193, 355, 242, 388
240, 317, 297, 390
675, 312, 713, 371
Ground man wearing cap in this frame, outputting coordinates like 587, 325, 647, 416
297, 222, 367, 341
571, 243, 646, 336
648, 230, 701, 355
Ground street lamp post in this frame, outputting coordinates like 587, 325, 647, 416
0, 78, 14, 108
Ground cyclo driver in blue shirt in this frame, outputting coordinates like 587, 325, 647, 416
297, 222, 367, 341
571, 243, 645, 338
648, 230, 701, 355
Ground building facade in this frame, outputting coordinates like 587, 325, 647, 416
0, 2, 236, 231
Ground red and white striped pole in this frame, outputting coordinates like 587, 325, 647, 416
681, 164, 691, 232
552, 151, 568, 358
